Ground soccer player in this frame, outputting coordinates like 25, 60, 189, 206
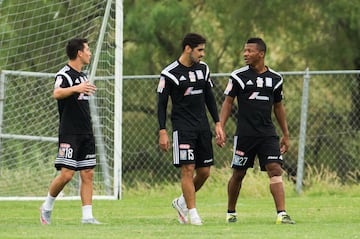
157, 33, 224, 225
40, 38, 100, 225
218, 37, 295, 224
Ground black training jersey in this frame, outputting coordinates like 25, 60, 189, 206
157, 60, 219, 131
224, 65, 283, 137
54, 64, 93, 135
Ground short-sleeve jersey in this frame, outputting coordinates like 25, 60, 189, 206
54, 64, 93, 135
157, 60, 218, 131
224, 65, 283, 137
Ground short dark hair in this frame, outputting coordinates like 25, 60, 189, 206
182, 33, 206, 50
66, 38, 88, 60
247, 37, 266, 54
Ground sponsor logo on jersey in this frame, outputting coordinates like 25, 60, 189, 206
248, 92, 269, 101
184, 87, 203, 96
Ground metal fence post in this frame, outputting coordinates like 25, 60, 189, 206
296, 68, 310, 194
0, 71, 5, 176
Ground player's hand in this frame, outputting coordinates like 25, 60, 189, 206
159, 129, 170, 152
280, 135, 289, 154
78, 80, 97, 96
215, 122, 225, 148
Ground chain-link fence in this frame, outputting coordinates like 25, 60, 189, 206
1, 70, 359, 198
122, 70, 360, 189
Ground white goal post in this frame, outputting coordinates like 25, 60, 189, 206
0, 0, 123, 200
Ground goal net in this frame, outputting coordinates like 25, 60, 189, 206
0, 0, 122, 200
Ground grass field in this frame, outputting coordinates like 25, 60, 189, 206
0, 169, 359, 239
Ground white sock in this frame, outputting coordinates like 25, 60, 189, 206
188, 208, 199, 218
82, 205, 93, 219
278, 211, 287, 216
178, 194, 187, 209
43, 193, 56, 211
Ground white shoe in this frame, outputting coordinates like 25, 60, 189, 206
82, 218, 101, 224
39, 204, 52, 225
172, 198, 189, 224
190, 215, 203, 226
226, 212, 237, 223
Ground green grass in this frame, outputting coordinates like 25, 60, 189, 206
0, 169, 359, 239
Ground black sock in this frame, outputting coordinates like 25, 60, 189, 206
227, 210, 236, 213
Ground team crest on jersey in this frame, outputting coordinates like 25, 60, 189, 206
256, 77, 264, 88
189, 71, 196, 82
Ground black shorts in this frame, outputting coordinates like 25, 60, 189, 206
55, 134, 96, 171
231, 136, 283, 171
172, 130, 214, 168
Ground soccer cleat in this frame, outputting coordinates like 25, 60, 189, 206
82, 218, 101, 224
39, 204, 52, 225
226, 212, 237, 223
276, 213, 296, 224
172, 198, 189, 224
190, 215, 203, 226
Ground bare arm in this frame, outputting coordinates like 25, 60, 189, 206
217, 96, 235, 147
273, 102, 289, 154
53, 81, 96, 100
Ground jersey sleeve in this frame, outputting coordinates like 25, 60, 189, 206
274, 83, 283, 103
54, 74, 70, 89
157, 75, 170, 130
224, 77, 240, 98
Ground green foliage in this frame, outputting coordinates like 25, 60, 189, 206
1, 0, 359, 73
123, 0, 194, 74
